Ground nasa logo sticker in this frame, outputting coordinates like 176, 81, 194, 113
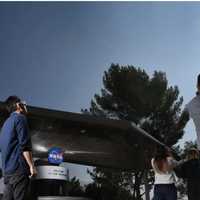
48, 147, 64, 164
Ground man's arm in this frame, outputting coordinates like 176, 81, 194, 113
15, 115, 37, 176
176, 109, 190, 131
23, 151, 37, 176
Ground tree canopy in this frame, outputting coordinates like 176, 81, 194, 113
87, 63, 184, 146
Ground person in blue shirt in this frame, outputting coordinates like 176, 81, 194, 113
0, 96, 37, 200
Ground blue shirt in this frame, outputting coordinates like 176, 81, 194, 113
0, 112, 32, 175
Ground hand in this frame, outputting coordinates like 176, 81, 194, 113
30, 165, 37, 177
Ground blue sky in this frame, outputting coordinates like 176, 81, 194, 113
1, 2, 200, 182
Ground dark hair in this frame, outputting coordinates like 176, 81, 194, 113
187, 148, 199, 160
196, 74, 200, 95
154, 147, 169, 172
5, 96, 21, 113
198, 74, 200, 86
154, 146, 169, 159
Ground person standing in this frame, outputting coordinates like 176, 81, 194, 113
177, 74, 200, 149
175, 148, 200, 200
0, 96, 37, 200
151, 147, 178, 200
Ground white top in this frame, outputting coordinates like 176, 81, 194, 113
185, 95, 200, 149
151, 157, 177, 184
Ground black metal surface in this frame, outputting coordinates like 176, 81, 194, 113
0, 101, 164, 171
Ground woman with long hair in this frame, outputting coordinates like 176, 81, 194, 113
151, 147, 178, 200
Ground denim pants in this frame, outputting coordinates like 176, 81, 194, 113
153, 184, 177, 200
3, 172, 30, 200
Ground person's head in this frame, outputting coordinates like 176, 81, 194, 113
153, 147, 171, 172
186, 148, 199, 160
196, 74, 200, 95
5, 96, 27, 114
154, 147, 170, 161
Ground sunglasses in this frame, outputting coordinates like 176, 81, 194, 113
20, 101, 27, 106
17, 101, 28, 113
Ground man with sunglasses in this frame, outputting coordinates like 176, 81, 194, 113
0, 96, 37, 200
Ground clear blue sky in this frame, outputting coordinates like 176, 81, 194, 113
1, 2, 200, 182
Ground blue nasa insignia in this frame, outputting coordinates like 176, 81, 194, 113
48, 147, 64, 164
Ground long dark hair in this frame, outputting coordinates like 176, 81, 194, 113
154, 147, 170, 172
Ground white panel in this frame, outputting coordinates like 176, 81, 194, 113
36, 166, 67, 180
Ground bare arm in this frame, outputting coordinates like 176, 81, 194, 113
23, 151, 37, 176
23, 151, 34, 168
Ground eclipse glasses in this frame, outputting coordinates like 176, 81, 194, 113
17, 101, 28, 113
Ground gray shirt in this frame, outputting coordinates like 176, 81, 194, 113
185, 95, 200, 149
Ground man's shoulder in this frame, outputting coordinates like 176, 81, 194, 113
186, 96, 200, 108
11, 113, 27, 123
191, 95, 200, 103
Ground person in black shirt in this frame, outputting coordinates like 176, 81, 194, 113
175, 148, 200, 200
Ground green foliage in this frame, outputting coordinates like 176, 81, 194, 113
173, 141, 197, 160
85, 168, 136, 200
66, 177, 85, 197
88, 63, 184, 146
181, 141, 197, 158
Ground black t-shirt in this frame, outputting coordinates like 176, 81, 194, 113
175, 159, 200, 180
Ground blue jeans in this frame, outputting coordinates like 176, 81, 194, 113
153, 184, 177, 200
